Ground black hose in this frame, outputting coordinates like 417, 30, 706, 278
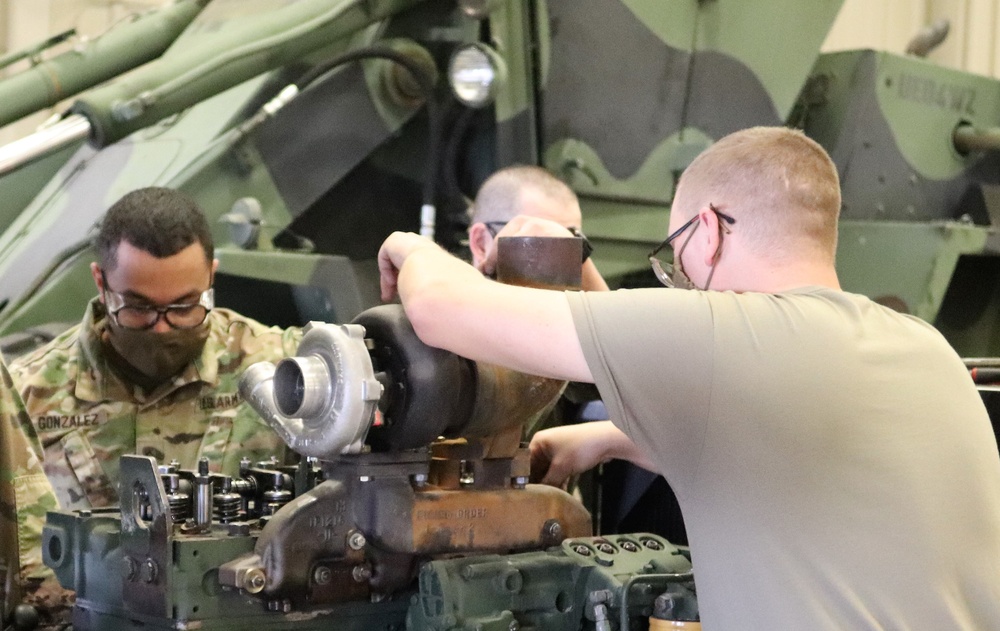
441, 104, 476, 207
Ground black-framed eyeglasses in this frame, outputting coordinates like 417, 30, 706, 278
101, 271, 214, 330
648, 204, 736, 288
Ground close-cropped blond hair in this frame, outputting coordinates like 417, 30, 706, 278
675, 127, 841, 262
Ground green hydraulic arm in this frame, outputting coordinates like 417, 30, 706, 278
0, 0, 209, 129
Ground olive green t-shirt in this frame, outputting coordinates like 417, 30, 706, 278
567, 286, 1000, 630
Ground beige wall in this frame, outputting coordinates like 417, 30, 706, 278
823, 0, 1000, 79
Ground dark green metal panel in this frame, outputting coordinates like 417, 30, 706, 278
836, 220, 989, 322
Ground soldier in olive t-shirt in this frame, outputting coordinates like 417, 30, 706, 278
378, 127, 1000, 629
567, 286, 1000, 629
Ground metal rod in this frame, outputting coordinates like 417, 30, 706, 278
0, 114, 90, 177
963, 358, 1000, 368
953, 124, 1000, 154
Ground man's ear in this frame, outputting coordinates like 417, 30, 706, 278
212, 258, 220, 274
90, 262, 106, 303
700, 206, 723, 266
468, 223, 492, 272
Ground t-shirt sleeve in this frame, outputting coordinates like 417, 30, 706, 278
565, 288, 715, 490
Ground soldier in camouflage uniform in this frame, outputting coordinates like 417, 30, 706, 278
0, 361, 66, 629
5, 187, 301, 626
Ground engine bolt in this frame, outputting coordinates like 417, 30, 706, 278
348, 531, 367, 550
573, 544, 592, 557
545, 520, 562, 540
313, 566, 332, 585
140, 558, 158, 583
353, 565, 373, 583
243, 569, 266, 593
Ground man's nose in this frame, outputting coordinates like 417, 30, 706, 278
151, 312, 173, 333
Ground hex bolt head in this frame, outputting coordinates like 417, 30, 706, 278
544, 520, 562, 540
352, 565, 373, 583
313, 566, 333, 586
140, 558, 158, 584
243, 569, 267, 594
348, 531, 367, 550
573, 544, 592, 557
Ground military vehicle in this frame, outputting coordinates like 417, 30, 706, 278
0, 0, 998, 357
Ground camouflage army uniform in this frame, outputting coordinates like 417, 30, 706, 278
3, 299, 300, 626
0, 360, 66, 628
10, 299, 302, 512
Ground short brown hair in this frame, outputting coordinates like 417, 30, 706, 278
471, 165, 578, 224
675, 127, 841, 262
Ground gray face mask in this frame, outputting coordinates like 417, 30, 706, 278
106, 321, 210, 385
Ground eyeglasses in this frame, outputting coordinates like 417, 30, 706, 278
648, 204, 736, 288
101, 271, 214, 330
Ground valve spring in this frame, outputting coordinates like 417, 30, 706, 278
213, 491, 242, 523
162, 473, 189, 523
167, 492, 190, 523
261, 488, 293, 516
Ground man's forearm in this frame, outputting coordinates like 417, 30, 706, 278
581, 260, 610, 292
599, 421, 658, 471
383, 232, 594, 383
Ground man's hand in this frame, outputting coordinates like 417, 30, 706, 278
481, 215, 576, 277
530, 420, 657, 488
377, 232, 440, 301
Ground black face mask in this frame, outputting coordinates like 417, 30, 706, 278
105, 319, 210, 386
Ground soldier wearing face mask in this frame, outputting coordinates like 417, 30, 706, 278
5, 189, 301, 616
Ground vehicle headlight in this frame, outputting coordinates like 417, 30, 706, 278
458, 0, 503, 19
448, 44, 505, 109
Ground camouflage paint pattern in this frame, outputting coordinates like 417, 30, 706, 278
0, 359, 67, 627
